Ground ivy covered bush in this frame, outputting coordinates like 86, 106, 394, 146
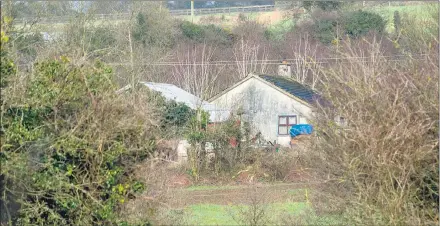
162, 101, 195, 131
131, 85, 196, 138
180, 21, 205, 42
313, 17, 338, 44
343, 10, 386, 38
0, 31, 15, 89
1, 51, 159, 225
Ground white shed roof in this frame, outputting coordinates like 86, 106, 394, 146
119, 82, 231, 123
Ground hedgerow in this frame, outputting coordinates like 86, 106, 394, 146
1, 46, 159, 224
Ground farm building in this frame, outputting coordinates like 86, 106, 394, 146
208, 64, 325, 147
117, 82, 231, 123
117, 81, 232, 163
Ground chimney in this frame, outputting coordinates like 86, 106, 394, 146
278, 60, 291, 77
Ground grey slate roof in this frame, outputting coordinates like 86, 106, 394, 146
258, 75, 322, 105
118, 82, 231, 123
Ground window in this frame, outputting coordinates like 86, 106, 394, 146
278, 115, 297, 135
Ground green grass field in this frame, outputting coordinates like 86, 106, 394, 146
159, 185, 343, 225
367, 4, 437, 33
173, 202, 343, 225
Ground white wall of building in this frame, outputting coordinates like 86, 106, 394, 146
211, 77, 312, 147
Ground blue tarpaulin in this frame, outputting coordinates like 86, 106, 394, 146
290, 124, 313, 138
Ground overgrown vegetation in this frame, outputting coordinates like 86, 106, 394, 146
343, 10, 386, 38
302, 1, 343, 12
1, 1, 439, 225
1, 33, 160, 224
180, 21, 233, 45
308, 37, 439, 224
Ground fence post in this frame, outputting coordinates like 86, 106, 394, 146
191, 0, 194, 22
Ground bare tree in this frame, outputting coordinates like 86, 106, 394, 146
228, 187, 270, 226
233, 37, 270, 80
309, 36, 439, 225
170, 43, 225, 101
288, 33, 322, 89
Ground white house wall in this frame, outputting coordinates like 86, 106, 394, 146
211, 77, 312, 147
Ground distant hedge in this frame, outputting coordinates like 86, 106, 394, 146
343, 10, 386, 38
310, 10, 386, 44
180, 21, 233, 45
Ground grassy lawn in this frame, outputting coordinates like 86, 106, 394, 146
368, 4, 434, 20
367, 4, 437, 33
162, 185, 341, 225
175, 202, 343, 225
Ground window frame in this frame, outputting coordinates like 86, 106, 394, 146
278, 115, 297, 136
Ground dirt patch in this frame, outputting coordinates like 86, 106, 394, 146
169, 174, 192, 188
235, 171, 252, 184
284, 168, 314, 183
132, 160, 192, 191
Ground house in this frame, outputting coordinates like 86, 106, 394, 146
117, 82, 232, 163
118, 82, 231, 123
208, 63, 324, 147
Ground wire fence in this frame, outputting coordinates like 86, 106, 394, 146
13, 4, 289, 24
11, 1, 426, 24
16, 54, 429, 71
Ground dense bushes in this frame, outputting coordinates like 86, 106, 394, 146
302, 1, 343, 11
10, 32, 44, 63
313, 17, 338, 44
134, 86, 196, 138
343, 10, 386, 38
309, 38, 439, 224
0, 33, 15, 89
89, 27, 117, 53
299, 9, 386, 44
180, 21, 205, 41
2, 3, 439, 225
162, 101, 195, 131
179, 21, 233, 45
0, 55, 159, 224
132, 11, 176, 48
